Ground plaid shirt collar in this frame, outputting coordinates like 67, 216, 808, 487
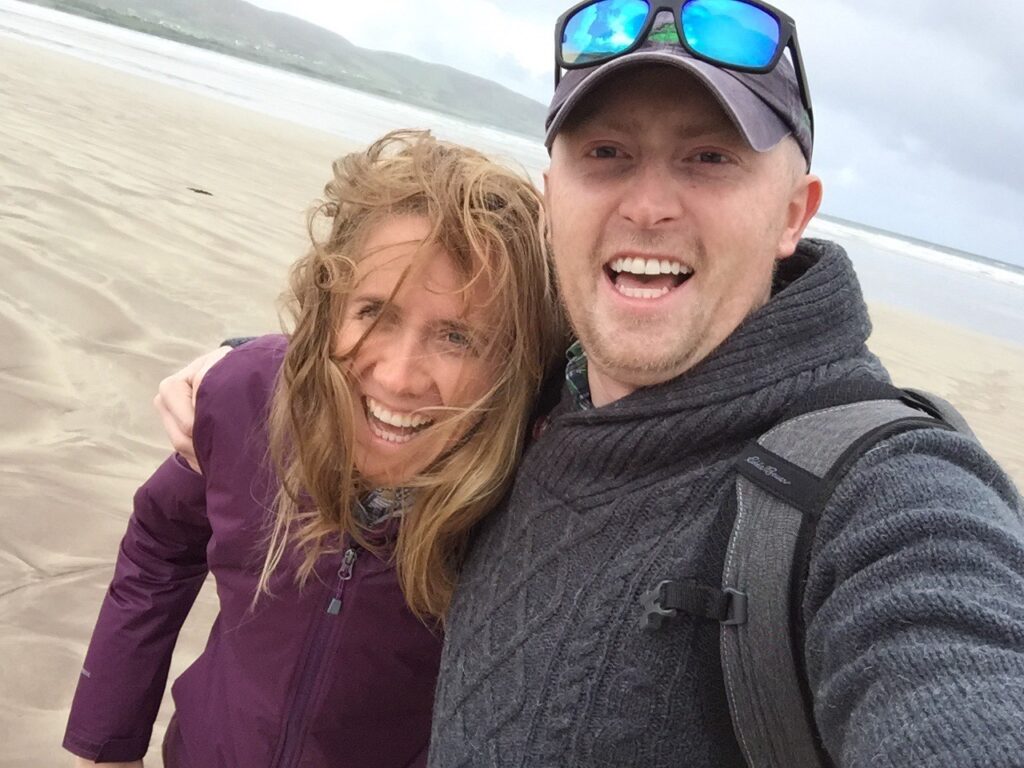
356, 487, 412, 527
565, 341, 594, 411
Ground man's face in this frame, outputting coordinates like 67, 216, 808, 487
545, 66, 817, 405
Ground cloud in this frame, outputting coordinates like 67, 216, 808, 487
777, 0, 1024, 260
816, 113, 1024, 259
791, 0, 1024, 194
250, 0, 553, 101
247, 0, 1024, 263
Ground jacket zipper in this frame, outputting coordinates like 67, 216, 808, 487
272, 545, 359, 768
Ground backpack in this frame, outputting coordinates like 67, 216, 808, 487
640, 379, 975, 768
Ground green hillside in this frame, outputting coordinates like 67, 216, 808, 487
23, 0, 547, 138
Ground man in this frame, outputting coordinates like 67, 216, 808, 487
424, 5, 1024, 767
159, 3, 1024, 766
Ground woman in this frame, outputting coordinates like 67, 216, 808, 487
64, 130, 566, 767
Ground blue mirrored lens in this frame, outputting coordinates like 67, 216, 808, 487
563, 0, 650, 65
681, 0, 780, 68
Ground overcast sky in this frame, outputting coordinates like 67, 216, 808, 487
249, 0, 1023, 267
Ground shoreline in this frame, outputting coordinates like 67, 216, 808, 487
4, 0, 546, 140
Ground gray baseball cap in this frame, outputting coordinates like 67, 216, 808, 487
545, 14, 813, 165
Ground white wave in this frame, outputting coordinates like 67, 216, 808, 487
807, 218, 1024, 289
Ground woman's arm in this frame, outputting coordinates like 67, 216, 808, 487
63, 455, 210, 764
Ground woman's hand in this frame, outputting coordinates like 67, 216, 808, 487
153, 345, 232, 472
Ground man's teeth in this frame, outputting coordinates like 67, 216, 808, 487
615, 284, 671, 300
365, 397, 433, 430
608, 257, 693, 277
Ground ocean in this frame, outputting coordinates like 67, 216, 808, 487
2, 0, 1021, 344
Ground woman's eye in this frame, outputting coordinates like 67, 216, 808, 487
355, 302, 382, 320
441, 327, 478, 354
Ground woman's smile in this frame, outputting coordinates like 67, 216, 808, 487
362, 395, 436, 445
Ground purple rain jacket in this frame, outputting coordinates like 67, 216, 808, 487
63, 335, 442, 767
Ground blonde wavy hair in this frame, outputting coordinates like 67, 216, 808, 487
260, 130, 566, 620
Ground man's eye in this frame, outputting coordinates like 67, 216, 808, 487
590, 146, 622, 159
695, 151, 729, 164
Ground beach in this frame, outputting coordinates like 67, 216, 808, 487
0, 36, 353, 764
1, 32, 1023, 767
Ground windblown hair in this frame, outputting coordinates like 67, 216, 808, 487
260, 130, 566, 620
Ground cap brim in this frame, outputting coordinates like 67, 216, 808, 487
545, 50, 791, 153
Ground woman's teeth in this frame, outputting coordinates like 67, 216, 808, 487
366, 397, 432, 428
365, 397, 433, 444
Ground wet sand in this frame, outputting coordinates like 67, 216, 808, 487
1, 35, 1022, 766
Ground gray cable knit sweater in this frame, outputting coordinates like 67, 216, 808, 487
429, 240, 1024, 767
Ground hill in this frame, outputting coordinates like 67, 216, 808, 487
22, 0, 547, 137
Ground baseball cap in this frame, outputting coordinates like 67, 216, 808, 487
545, 11, 813, 165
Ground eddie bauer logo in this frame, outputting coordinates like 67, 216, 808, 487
745, 455, 792, 485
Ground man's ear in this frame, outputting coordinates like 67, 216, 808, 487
542, 167, 550, 201
777, 174, 823, 258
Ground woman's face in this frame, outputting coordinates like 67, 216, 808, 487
335, 215, 499, 487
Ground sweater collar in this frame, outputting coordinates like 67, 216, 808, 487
525, 240, 885, 491
565, 239, 874, 421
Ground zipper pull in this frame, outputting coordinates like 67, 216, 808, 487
338, 547, 358, 579
326, 547, 358, 615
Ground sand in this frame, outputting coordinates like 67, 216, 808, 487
0, 36, 354, 765
0, 35, 1022, 766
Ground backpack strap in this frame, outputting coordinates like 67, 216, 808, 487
719, 384, 964, 768
901, 387, 975, 438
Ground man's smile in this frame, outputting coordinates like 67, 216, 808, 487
603, 254, 695, 301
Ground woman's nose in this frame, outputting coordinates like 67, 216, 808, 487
369, 333, 431, 397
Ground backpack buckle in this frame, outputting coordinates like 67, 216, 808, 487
722, 588, 748, 626
640, 580, 676, 630
642, 581, 748, 630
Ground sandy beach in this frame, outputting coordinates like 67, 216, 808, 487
1, 35, 1022, 766
0, 36, 354, 765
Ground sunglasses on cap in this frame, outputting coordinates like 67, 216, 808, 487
553, 0, 813, 134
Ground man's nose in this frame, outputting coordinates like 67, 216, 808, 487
370, 332, 431, 396
617, 162, 684, 228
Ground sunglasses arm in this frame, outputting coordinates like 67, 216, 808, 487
788, 37, 814, 137
553, 15, 564, 88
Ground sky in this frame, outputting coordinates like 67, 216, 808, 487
246, 0, 1023, 267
